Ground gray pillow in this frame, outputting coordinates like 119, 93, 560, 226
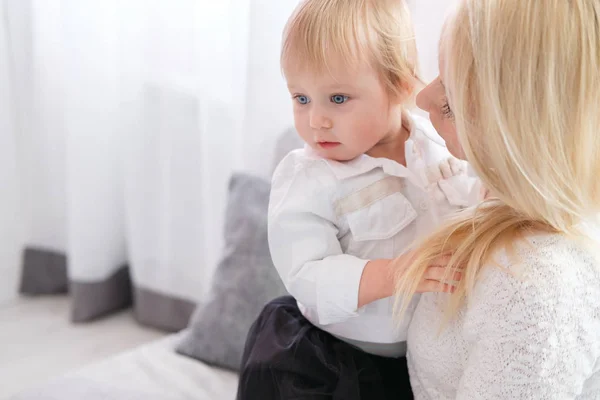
175, 173, 287, 371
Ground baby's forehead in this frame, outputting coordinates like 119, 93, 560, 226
284, 57, 380, 86
285, 71, 380, 95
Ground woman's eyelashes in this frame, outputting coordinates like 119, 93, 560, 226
438, 80, 454, 119
292, 94, 350, 105
441, 98, 454, 119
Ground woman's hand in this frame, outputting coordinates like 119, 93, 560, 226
357, 252, 461, 309
406, 251, 462, 293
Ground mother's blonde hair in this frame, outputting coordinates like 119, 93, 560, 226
394, 0, 600, 318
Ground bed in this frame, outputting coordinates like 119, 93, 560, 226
11, 332, 238, 400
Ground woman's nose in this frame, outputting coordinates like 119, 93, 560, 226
416, 83, 434, 112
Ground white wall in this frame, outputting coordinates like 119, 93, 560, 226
410, 0, 458, 82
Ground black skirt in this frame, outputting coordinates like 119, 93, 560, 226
237, 296, 414, 400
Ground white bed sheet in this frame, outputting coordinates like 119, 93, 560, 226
11, 332, 239, 400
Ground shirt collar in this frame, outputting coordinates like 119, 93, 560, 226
322, 151, 414, 180
304, 115, 428, 188
466, 163, 478, 178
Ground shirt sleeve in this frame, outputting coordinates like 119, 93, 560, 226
456, 253, 597, 399
268, 152, 369, 325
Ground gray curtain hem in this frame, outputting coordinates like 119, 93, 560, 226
19, 247, 196, 331
70, 265, 132, 322
133, 287, 196, 332
19, 247, 68, 295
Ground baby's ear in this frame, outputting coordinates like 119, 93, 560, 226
404, 73, 427, 95
391, 74, 420, 103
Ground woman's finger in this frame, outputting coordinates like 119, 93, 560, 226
425, 266, 463, 282
432, 254, 466, 271
417, 280, 455, 294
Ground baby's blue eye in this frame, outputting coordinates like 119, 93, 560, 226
295, 95, 310, 105
331, 95, 349, 104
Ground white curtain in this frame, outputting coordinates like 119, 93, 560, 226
0, 0, 456, 326
2, 0, 298, 327
0, 0, 24, 304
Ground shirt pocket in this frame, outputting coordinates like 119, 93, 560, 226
345, 192, 418, 242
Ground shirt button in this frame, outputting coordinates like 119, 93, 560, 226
419, 200, 429, 211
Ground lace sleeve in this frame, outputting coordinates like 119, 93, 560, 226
456, 245, 599, 399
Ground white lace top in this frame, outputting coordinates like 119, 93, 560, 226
407, 233, 600, 399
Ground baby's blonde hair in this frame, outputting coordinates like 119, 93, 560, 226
281, 0, 421, 101
394, 0, 600, 319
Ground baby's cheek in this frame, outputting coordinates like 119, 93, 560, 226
355, 115, 381, 140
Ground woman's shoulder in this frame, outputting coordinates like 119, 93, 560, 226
468, 233, 600, 329
459, 233, 600, 394
488, 233, 600, 291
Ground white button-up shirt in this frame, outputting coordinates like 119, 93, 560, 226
268, 114, 482, 356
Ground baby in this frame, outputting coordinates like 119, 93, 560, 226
237, 1, 481, 399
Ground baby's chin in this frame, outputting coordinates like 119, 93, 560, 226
311, 145, 360, 162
